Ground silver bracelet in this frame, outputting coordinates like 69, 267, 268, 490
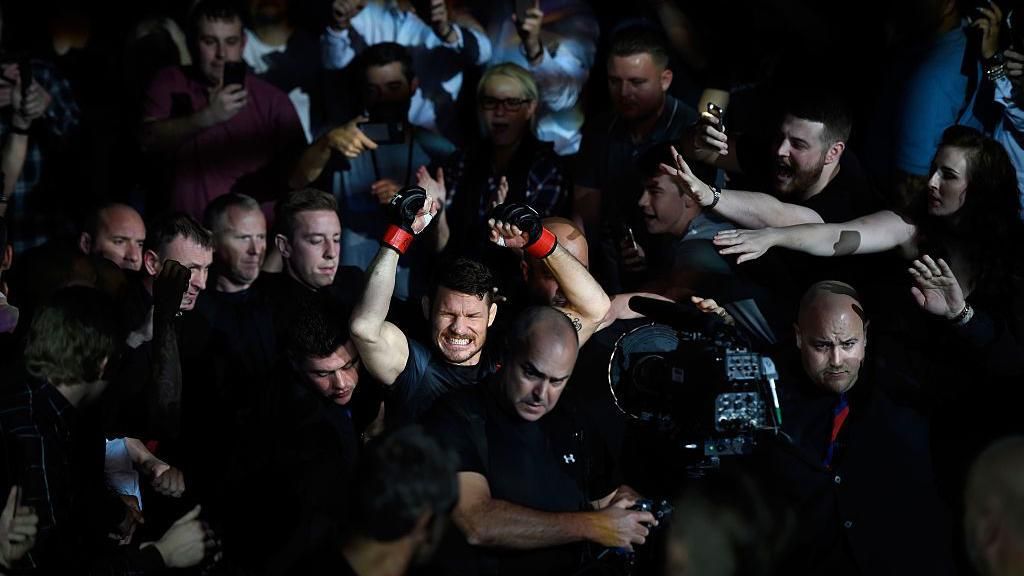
951, 303, 974, 327
707, 185, 721, 210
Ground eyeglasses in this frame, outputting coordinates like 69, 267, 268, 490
480, 96, 532, 111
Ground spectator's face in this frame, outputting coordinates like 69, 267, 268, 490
927, 145, 969, 217
195, 16, 245, 86
502, 331, 577, 422
607, 53, 671, 122
772, 115, 828, 196
364, 62, 413, 121
90, 206, 146, 271
159, 237, 214, 311
639, 174, 697, 236
280, 210, 341, 289
300, 340, 360, 406
214, 206, 266, 288
795, 296, 866, 394
429, 287, 496, 365
480, 75, 536, 147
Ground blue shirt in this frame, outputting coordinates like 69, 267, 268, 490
895, 24, 983, 176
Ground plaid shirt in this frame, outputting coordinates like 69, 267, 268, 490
443, 138, 569, 221
0, 372, 165, 575
2, 59, 80, 253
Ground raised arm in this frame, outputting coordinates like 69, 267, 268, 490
713, 210, 917, 263
142, 82, 252, 156
350, 186, 438, 385
487, 203, 611, 346
289, 116, 376, 189
662, 147, 823, 228
454, 472, 652, 550
349, 248, 411, 386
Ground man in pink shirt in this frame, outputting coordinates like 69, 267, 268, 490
140, 0, 305, 220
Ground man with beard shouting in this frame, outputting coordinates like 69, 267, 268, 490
674, 91, 875, 228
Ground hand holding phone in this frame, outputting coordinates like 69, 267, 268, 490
222, 61, 246, 88
17, 58, 30, 100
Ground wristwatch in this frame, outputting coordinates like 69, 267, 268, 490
706, 185, 722, 210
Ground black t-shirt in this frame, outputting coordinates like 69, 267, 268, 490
386, 338, 498, 428
423, 377, 600, 576
796, 152, 880, 224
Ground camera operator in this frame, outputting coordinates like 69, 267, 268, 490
754, 280, 954, 575
291, 42, 454, 300
424, 305, 652, 576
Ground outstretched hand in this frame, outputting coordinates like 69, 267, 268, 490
659, 145, 715, 207
908, 255, 965, 320
714, 228, 779, 263
415, 165, 447, 209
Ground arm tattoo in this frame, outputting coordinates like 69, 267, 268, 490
565, 313, 583, 332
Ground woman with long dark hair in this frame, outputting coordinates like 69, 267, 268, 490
714, 125, 1024, 340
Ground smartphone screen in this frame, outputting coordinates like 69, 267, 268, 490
17, 57, 30, 98
222, 61, 246, 87
706, 102, 725, 131
359, 121, 405, 145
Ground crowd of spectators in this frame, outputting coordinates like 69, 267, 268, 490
1, 0, 1023, 575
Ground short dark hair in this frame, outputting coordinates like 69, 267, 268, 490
274, 188, 337, 240
353, 426, 458, 541
203, 193, 262, 233
144, 213, 214, 254
0, 215, 7, 252
783, 91, 852, 146
430, 258, 496, 304
284, 297, 352, 364
358, 42, 415, 84
188, 0, 243, 40
25, 286, 119, 385
608, 24, 670, 69
636, 142, 678, 181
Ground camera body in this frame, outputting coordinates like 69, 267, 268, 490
358, 121, 406, 145
608, 320, 779, 473
629, 498, 674, 524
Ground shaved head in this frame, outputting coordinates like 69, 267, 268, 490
965, 436, 1024, 576
502, 306, 579, 421
795, 281, 868, 394
543, 217, 588, 267
525, 218, 588, 307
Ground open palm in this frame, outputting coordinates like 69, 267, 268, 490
908, 255, 965, 319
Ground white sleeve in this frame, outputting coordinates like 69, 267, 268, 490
321, 27, 357, 70
104, 438, 142, 508
529, 40, 590, 112
995, 75, 1024, 131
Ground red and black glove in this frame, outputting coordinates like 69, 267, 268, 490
382, 185, 428, 254
489, 202, 557, 259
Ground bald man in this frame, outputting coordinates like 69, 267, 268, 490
757, 280, 954, 575
965, 436, 1024, 576
78, 203, 147, 271
425, 306, 653, 576
523, 216, 667, 329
